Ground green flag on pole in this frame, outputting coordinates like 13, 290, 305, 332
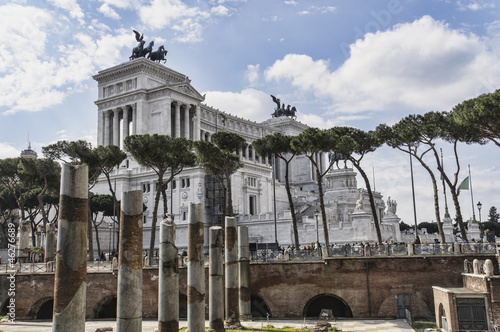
458, 176, 469, 195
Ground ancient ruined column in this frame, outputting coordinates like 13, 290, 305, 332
209, 226, 224, 332
117, 190, 143, 332
238, 226, 251, 321
187, 202, 205, 332
225, 217, 240, 327
52, 164, 88, 332
44, 223, 56, 262
158, 215, 179, 332
18, 219, 30, 263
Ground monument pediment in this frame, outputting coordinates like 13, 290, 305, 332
169, 82, 205, 101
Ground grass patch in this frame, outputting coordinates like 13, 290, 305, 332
411, 320, 440, 331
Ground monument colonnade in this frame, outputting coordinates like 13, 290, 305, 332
99, 100, 202, 147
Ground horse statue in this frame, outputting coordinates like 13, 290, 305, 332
139, 41, 154, 58
148, 45, 168, 63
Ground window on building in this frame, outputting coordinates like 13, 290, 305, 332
249, 195, 256, 215
181, 177, 190, 188
142, 183, 151, 193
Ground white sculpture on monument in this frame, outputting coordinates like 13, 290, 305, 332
386, 197, 397, 216
355, 190, 364, 212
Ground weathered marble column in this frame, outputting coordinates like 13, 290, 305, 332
174, 102, 181, 138
123, 107, 129, 142
17, 219, 30, 263
113, 108, 120, 146
184, 106, 190, 139
195, 105, 201, 141
52, 164, 88, 332
238, 226, 251, 321
158, 216, 179, 332
187, 202, 205, 332
104, 110, 111, 146
44, 223, 56, 262
117, 190, 143, 332
209, 226, 224, 332
225, 217, 240, 326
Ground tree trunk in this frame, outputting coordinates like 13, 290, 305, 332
315, 168, 330, 248
353, 161, 383, 244
284, 158, 300, 248
87, 200, 94, 261
411, 152, 446, 243
149, 171, 164, 260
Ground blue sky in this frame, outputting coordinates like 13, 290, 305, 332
1, 0, 499, 228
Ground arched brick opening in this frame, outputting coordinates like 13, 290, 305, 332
92, 295, 117, 319
27, 297, 53, 319
303, 294, 353, 319
0, 297, 10, 316
251, 294, 272, 318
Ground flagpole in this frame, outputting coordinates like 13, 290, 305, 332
469, 164, 476, 222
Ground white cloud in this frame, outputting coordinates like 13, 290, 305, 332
211, 5, 230, 16
0, 142, 20, 159
457, 0, 495, 11
98, 3, 120, 19
246, 64, 260, 86
203, 88, 274, 122
264, 15, 500, 117
99, 0, 137, 9
0, 3, 131, 115
47, 0, 84, 22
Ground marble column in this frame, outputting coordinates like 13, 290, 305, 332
17, 219, 30, 263
225, 217, 240, 327
104, 111, 111, 146
174, 102, 181, 138
184, 106, 190, 139
187, 202, 205, 332
238, 226, 251, 321
123, 107, 129, 142
209, 226, 224, 332
132, 103, 137, 135
44, 223, 55, 262
166, 103, 172, 137
52, 164, 88, 332
195, 105, 201, 141
113, 108, 120, 146
117, 190, 143, 332
158, 216, 179, 332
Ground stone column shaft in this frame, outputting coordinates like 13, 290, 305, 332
195, 105, 201, 141
225, 217, 240, 326
117, 190, 143, 332
209, 226, 224, 332
18, 219, 30, 263
44, 223, 56, 262
187, 202, 205, 332
123, 107, 129, 142
184, 106, 190, 139
166, 103, 172, 137
52, 164, 88, 332
158, 216, 179, 332
174, 102, 181, 138
104, 111, 111, 146
238, 226, 251, 321
113, 108, 120, 146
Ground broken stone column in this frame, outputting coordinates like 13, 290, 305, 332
158, 215, 179, 332
225, 216, 240, 327
187, 202, 205, 332
209, 226, 224, 332
117, 190, 143, 332
238, 226, 251, 321
18, 219, 30, 263
52, 164, 88, 332
45, 223, 56, 262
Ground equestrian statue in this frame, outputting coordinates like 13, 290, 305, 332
130, 30, 167, 63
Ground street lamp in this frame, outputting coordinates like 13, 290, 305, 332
108, 221, 113, 260
314, 209, 320, 246
477, 201, 482, 222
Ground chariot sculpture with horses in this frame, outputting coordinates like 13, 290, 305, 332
129, 30, 162, 61
270, 95, 297, 120
148, 45, 168, 63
